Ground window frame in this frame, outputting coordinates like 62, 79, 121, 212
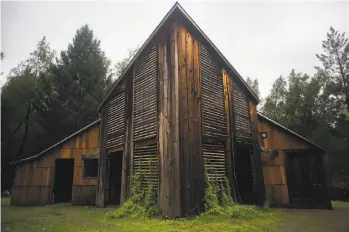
82, 158, 99, 178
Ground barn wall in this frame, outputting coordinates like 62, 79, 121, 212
177, 21, 205, 216
11, 123, 100, 206
258, 117, 313, 206
157, 22, 181, 217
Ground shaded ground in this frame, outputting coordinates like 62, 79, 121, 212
2, 198, 349, 232
272, 201, 349, 232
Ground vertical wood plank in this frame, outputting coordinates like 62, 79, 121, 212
170, 21, 181, 217
222, 69, 236, 201
193, 38, 204, 214
96, 107, 107, 207
158, 29, 169, 213
249, 101, 266, 205
186, 27, 194, 214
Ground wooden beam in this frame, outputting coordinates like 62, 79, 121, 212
249, 101, 266, 205
170, 21, 181, 217
158, 27, 169, 214
96, 107, 107, 207
222, 69, 237, 202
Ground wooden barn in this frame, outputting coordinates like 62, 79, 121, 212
95, 2, 265, 217
10, 2, 331, 215
10, 120, 100, 206
257, 113, 332, 209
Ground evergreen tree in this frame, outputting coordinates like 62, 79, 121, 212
51, 25, 112, 138
316, 27, 349, 112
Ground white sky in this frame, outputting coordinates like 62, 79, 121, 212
1, 1, 349, 98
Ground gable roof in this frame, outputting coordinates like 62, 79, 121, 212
10, 119, 101, 165
97, 2, 260, 111
257, 112, 326, 151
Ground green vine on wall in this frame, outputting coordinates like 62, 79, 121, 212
106, 161, 160, 219
106, 162, 264, 220
202, 167, 262, 219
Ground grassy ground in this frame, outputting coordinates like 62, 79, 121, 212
271, 201, 349, 232
2, 198, 349, 232
1, 198, 281, 232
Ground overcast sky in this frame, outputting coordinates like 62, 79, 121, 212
2, 1, 349, 98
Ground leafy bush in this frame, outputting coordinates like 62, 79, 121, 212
106, 165, 161, 219
202, 169, 262, 220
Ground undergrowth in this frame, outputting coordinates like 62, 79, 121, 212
106, 164, 265, 221
201, 168, 262, 220
106, 165, 161, 219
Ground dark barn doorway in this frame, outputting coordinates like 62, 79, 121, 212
53, 159, 74, 203
107, 151, 123, 205
285, 152, 329, 208
234, 144, 255, 204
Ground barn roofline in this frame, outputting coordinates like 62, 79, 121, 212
97, 2, 260, 112
257, 112, 326, 152
10, 119, 101, 165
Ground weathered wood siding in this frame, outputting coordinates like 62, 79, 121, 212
178, 22, 204, 216
132, 43, 159, 190
249, 102, 266, 205
106, 80, 126, 149
258, 116, 313, 205
199, 42, 228, 185
11, 123, 100, 206
232, 80, 252, 145
133, 45, 157, 141
158, 22, 181, 217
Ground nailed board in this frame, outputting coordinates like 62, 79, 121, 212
232, 79, 252, 144
106, 80, 126, 149
203, 142, 226, 181
133, 45, 157, 141
199, 43, 227, 138
133, 143, 158, 187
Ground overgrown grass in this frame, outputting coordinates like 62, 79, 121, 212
102, 169, 280, 232
2, 197, 282, 232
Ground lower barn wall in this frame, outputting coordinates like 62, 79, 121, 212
261, 150, 289, 205
11, 123, 100, 206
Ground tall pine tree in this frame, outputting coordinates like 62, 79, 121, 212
51, 25, 112, 139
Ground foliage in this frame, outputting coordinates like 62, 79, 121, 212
113, 47, 139, 79
1, 25, 114, 190
1, 37, 56, 190
246, 77, 261, 98
50, 24, 112, 139
105, 167, 160, 220
316, 27, 349, 111
261, 27, 349, 188
203, 169, 262, 220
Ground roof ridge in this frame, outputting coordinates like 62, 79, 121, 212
97, 2, 259, 111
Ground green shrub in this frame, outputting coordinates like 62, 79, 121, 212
106, 162, 161, 219
201, 168, 262, 220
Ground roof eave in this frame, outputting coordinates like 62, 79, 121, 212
257, 112, 326, 152
10, 119, 101, 165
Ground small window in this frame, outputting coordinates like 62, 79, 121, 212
83, 159, 98, 178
